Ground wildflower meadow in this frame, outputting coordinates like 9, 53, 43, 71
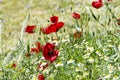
0, 0, 120, 80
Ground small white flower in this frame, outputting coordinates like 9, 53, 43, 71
61, 39, 70, 43
84, 42, 89, 45
40, 62, 47, 66
104, 56, 110, 62
0, 49, 2, 54
48, 39, 59, 46
54, 62, 64, 67
118, 45, 120, 51
65, 35, 69, 39
104, 56, 113, 62
43, 69, 50, 74
81, 39, 86, 45
32, 74, 37, 80
40, 56, 44, 60
88, 57, 94, 63
77, 63, 84, 68
108, 40, 112, 42
104, 74, 111, 79
96, 50, 102, 56
75, 67, 81, 72
103, 48, 109, 52
86, 46, 94, 52
74, 44, 79, 48
76, 75, 81, 79
107, 44, 113, 47
83, 72, 89, 77
113, 75, 119, 80
107, 64, 114, 74
67, 59, 75, 64
83, 52, 91, 59
60, 56, 65, 60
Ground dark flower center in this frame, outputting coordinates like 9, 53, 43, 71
48, 51, 53, 56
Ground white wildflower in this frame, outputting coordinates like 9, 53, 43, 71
104, 74, 111, 79
96, 50, 102, 56
48, 39, 59, 46
77, 63, 84, 68
54, 62, 64, 68
61, 38, 70, 43
107, 40, 112, 42
75, 67, 81, 72
118, 45, 120, 51
83, 72, 89, 77
113, 75, 119, 80
83, 52, 91, 59
88, 57, 94, 63
76, 75, 81, 79
103, 48, 109, 52
107, 44, 113, 47
74, 44, 79, 48
104, 56, 110, 62
65, 35, 69, 39
67, 59, 75, 64
40, 62, 47, 66
40, 56, 44, 60
107, 64, 114, 74
43, 69, 50, 74
32, 74, 37, 80
86, 46, 94, 52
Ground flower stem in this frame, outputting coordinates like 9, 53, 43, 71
105, 3, 117, 20
20, 14, 30, 41
75, 19, 82, 32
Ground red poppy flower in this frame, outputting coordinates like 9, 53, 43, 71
30, 48, 39, 54
25, 25, 36, 33
108, 0, 112, 1
40, 24, 57, 34
56, 22, 64, 30
40, 22, 64, 34
92, 0, 103, 9
72, 12, 80, 19
35, 42, 42, 51
50, 16, 58, 23
12, 63, 16, 68
38, 74, 45, 80
117, 18, 120, 25
42, 42, 59, 62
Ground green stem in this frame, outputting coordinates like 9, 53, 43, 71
75, 19, 82, 33
75, 19, 79, 28
89, 9, 105, 27
105, 3, 117, 20
20, 14, 30, 41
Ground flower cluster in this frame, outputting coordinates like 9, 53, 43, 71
9, 0, 120, 80
40, 16, 64, 34
24, 15, 64, 80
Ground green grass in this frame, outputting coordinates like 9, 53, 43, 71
0, 0, 120, 80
